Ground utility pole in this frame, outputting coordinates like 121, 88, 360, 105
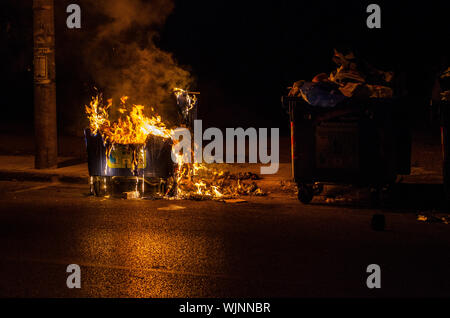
33, 0, 57, 168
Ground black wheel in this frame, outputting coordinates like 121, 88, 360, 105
297, 183, 314, 204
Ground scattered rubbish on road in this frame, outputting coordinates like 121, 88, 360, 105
157, 205, 186, 211
218, 171, 260, 180
123, 191, 141, 200
325, 196, 353, 204
417, 215, 428, 222
417, 212, 449, 224
280, 180, 298, 194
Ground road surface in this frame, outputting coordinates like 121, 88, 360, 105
0, 180, 449, 297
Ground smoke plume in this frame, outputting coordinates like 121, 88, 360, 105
83, 0, 193, 124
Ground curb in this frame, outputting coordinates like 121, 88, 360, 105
0, 171, 292, 187
0, 171, 88, 184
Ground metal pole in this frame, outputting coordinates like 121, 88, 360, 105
33, 0, 57, 168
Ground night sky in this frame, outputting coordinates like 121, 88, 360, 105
1, 0, 449, 136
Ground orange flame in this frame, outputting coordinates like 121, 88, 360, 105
85, 94, 173, 145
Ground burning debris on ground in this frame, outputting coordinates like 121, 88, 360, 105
173, 163, 266, 201
85, 89, 265, 201
279, 180, 298, 194
417, 211, 450, 224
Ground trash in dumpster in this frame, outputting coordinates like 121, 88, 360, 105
175, 166, 266, 200
330, 48, 394, 86
288, 48, 394, 107
292, 81, 347, 107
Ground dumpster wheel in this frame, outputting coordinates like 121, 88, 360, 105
297, 183, 314, 204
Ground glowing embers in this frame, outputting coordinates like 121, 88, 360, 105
174, 161, 265, 200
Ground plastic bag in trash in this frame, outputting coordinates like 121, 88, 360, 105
298, 82, 347, 107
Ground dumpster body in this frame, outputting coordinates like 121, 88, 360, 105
440, 101, 450, 202
282, 96, 411, 203
84, 128, 175, 198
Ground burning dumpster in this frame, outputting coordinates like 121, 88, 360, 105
83, 88, 205, 199
85, 128, 174, 198
83, 90, 266, 200
84, 94, 177, 199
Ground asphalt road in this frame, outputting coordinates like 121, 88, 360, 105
0, 180, 449, 298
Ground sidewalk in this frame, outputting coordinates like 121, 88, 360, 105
0, 155, 293, 186
0, 156, 89, 184
0, 134, 293, 186
0, 128, 443, 186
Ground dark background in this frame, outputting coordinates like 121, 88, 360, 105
0, 0, 449, 138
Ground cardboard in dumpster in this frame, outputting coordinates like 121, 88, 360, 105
288, 48, 394, 107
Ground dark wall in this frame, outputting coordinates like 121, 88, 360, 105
0, 1, 33, 132
161, 0, 449, 132
1, 0, 449, 136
